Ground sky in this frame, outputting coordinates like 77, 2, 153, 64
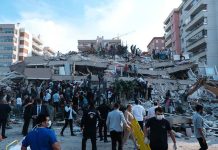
0, 0, 182, 53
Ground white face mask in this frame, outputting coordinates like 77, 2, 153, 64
156, 115, 164, 120
48, 120, 52, 128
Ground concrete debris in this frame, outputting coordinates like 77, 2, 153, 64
3, 51, 218, 139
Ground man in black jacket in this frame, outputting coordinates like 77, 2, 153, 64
0, 99, 11, 139
97, 100, 110, 142
22, 97, 33, 136
32, 98, 49, 127
81, 103, 100, 150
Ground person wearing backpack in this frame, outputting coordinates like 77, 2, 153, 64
81, 103, 100, 150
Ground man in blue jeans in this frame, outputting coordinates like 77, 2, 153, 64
21, 114, 60, 150
193, 105, 208, 150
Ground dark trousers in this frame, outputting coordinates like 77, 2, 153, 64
138, 121, 144, 131
82, 132, 97, 150
150, 144, 167, 150
197, 137, 208, 150
0, 119, 7, 137
61, 119, 73, 134
22, 118, 31, 136
110, 131, 123, 150
99, 120, 107, 140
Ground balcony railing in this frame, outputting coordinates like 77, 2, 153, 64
185, 10, 206, 31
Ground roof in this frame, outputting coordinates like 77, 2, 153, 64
137, 69, 167, 76
24, 68, 51, 80
24, 56, 48, 66
147, 37, 165, 48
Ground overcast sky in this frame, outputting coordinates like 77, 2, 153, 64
0, 0, 182, 53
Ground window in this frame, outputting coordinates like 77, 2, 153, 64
0, 28, 14, 34
0, 54, 14, 59
0, 62, 11, 67
162, 40, 164, 43
0, 45, 16, 51
156, 40, 159, 43
0, 36, 14, 42
156, 47, 159, 49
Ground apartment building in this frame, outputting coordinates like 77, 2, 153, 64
0, 24, 19, 67
147, 37, 165, 54
43, 47, 56, 57
78, 36, 121, 52
164, 9, 181, 55
19, 28, 32, 61
180, 0, 218, 67
32, 35, 43, 56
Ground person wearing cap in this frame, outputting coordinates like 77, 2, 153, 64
144, 107, 177, 150
81, 103, 100, 150
192, 105, 208, 150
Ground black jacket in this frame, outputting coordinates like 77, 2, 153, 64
0, 103, 11, 120
32, 104, 49, 117
81, 108, 100, 133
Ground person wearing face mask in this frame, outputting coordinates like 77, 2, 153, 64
21, 114, 61, 150
192, 104, 208, 150
144, 107, 176, 150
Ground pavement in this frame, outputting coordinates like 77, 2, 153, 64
1, 122, 218, 150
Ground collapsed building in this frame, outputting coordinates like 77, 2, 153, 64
3, 50, 218, 138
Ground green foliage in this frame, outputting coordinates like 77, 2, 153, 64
111, 79, 137, 100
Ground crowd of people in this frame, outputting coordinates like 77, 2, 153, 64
0, 80, 209, 150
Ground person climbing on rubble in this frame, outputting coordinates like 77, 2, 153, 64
164, 90, 173, 113
147, 85, 153, 100
192, 104, 208, 150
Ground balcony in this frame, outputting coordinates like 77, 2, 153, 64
164, 23, 171, 32
185, 10, 206, 31
165, 31, 172, 40
188, 1, 206, 16
185, 23, 205, 40
32, 48, 43, 56
32, 42, 43, 51
165, 39, 172, 48
190, 51, 206, 62
183, 0, 193, 11
187, 38, 206, 52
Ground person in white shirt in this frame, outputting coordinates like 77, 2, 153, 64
60, 101, 77, 136
16, 95, 22, 117
147, 101, 159, 119
132, 99, 145, 130
43, 90, 51, 103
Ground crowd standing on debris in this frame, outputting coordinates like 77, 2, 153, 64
0, 79, 211, 150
